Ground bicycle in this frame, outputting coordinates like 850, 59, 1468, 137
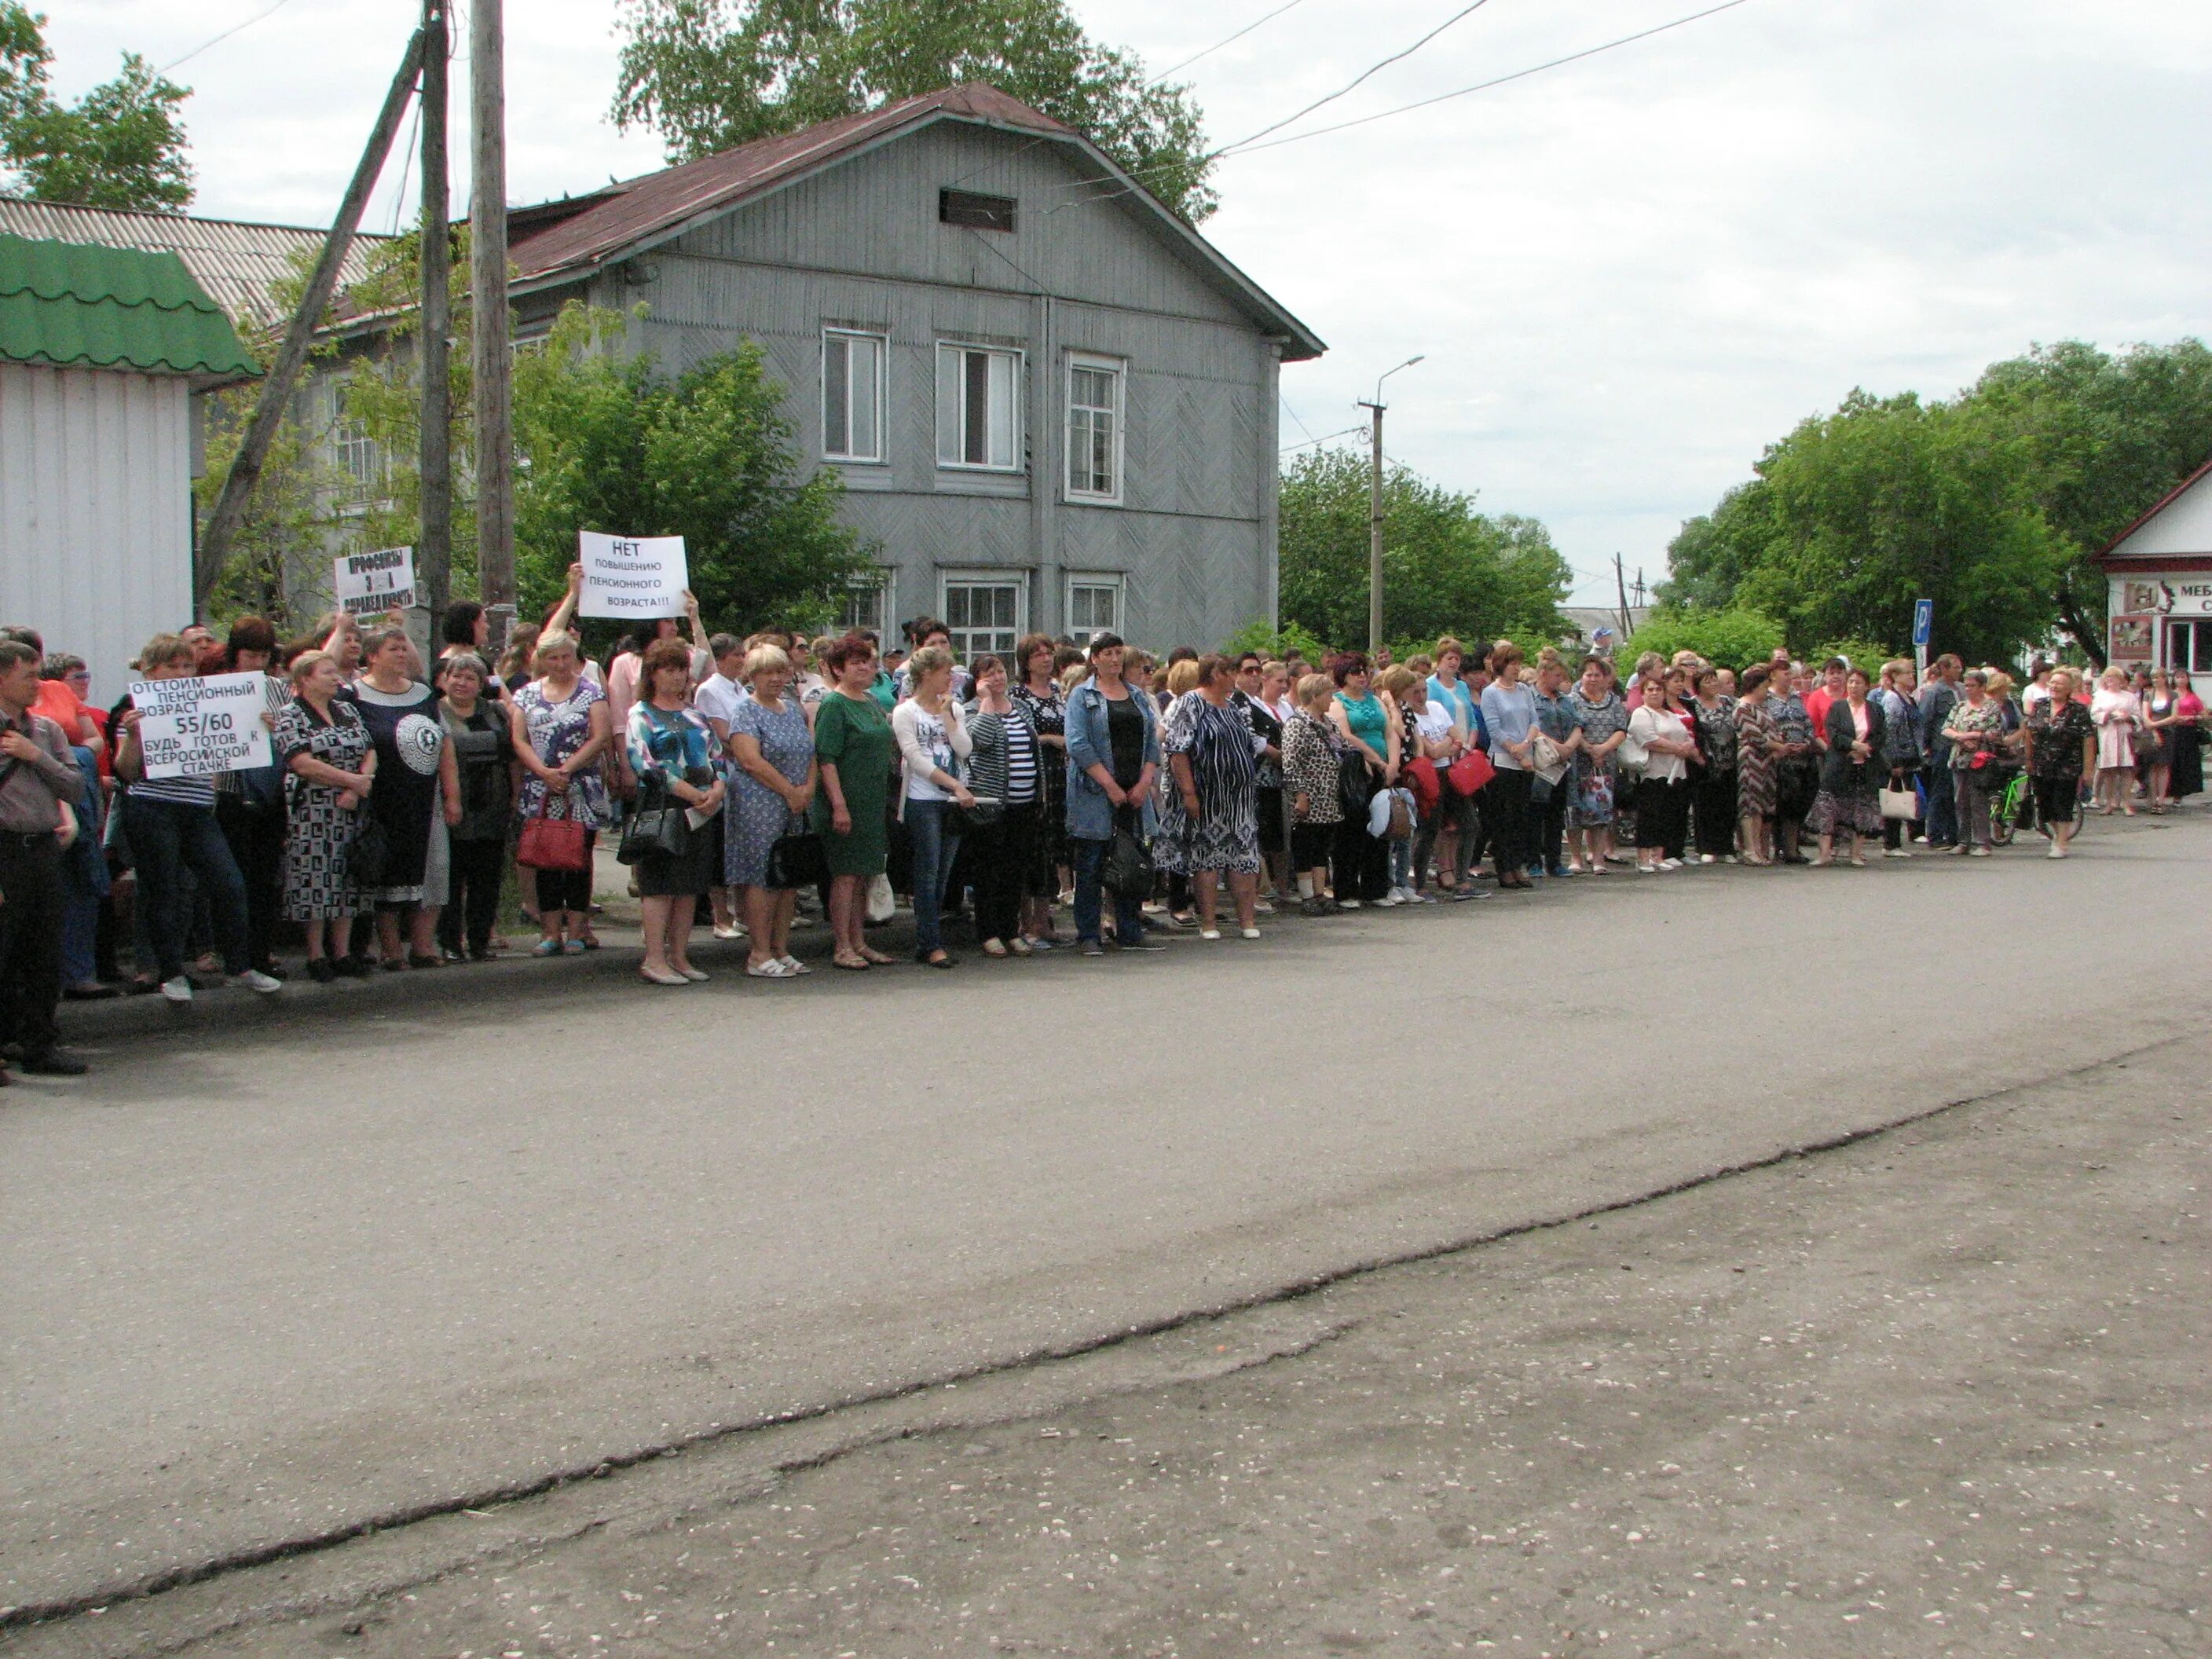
1991, 769, 2084, 847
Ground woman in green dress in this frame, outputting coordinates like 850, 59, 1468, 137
814, 633, 899, 970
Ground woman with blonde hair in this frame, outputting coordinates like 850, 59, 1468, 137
2023, 665, 2094, 857
1280, 672, 1346, 914
2089, 667, 2141, 815
726, 642, 817, 979
892, 643, 976, 967
509, 630, 613, 953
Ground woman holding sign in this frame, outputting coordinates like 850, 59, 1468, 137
343, 627, 460, 970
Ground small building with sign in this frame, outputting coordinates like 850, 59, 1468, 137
2096, 452, 2212, 691
0, 232, 258, 698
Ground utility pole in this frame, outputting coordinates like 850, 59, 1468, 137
1632, 567, 1647, 609
1613, 553, 1632, 643
194, 29, 427, 612
471, 0, 515, 650
1356, 354, 1424, 657
417, 0, 452, 630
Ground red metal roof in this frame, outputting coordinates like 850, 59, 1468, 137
2096, 452, 2212, 562
510, 84, 1068, 287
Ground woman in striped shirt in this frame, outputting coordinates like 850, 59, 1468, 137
964, 654, 1043, 958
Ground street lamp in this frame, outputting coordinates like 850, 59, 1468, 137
1357, 355, 1426, 654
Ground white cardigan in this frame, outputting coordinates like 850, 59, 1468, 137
891, 697, 972, 816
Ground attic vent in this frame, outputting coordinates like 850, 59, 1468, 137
939, 189, 1016, 233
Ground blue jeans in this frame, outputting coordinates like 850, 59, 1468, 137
904, 798, 962, 954
1922, 753, 1956, 844
123, 793, 250, 980
1072, 833, 1148, 946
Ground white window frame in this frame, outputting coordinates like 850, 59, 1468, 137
939, 569, 1028, 661
840, 569, 894, 636
822, 328, 888, 464
329, 385, 385, 503
1064, 572, 1124, 639
1064, 353, 1125, 504
935, 342, 1024, 472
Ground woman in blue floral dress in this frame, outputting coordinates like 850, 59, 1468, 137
508, 632, 611, 954
1567, 657, 1629, 873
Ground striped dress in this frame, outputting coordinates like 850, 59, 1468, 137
1154, 690, 1263, 875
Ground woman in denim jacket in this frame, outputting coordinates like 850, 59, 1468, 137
1063, 632, 1161, 957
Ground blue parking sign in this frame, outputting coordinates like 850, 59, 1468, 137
1912, 599, 1933, 648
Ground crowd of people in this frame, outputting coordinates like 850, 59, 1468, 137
0, 571, 2199, 1083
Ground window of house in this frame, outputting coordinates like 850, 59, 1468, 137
939, 189, 1016, 233
331, 389, 384, 500
941, 573, 1025, 661
1065, 573, 1122, 639
840, 570, 893, 636
2170, 617, 2212, 675
936, 343, 1021, 471
823, 329, 886, 463
1066, 355, 1124, 501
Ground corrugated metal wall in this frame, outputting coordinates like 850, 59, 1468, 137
0, 363, 194, 701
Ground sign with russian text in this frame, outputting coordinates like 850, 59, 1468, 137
334, 545, 418, 617
127, 672, 273, 779
577, 532, 688, 619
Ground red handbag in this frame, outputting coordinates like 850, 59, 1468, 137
516, 795, 591, 873
1404, 756, 1441, 816
1447, 749, 1496, 796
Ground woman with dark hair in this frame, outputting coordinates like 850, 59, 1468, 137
344, 624, 459, 969
1767, 667, 1819, 862
434, 652, 515, 961
1627, 669, 1695, 873
1064, 632, 1162, 956
1477, 643, 1537, 890
1566, 655, 1628, 874
813, 633, 897, 971
1807, 667, 1887, 866
1280, 672, 1346, 913
1324, 652, 1397, 906
1943, 668, 2009, 855
1686, 665, 1739, 864
1158, 654, 1265, 939
1009, 632, 1069, 948
965, 653, 1044, 957
214, 616, 290, 979
627, 638, 724, 984
275, 650, 374, 981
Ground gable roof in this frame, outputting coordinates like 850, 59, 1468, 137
0, 233, 258, 384
0, 200, 389, 330
506, 83, 1324, 361
2097, 452, 2212, 562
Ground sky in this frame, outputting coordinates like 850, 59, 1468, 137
40, 0, 2212, 606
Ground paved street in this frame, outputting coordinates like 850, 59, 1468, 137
2, 813, 2207, 1657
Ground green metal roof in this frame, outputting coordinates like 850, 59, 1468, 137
0, 230, 259, 380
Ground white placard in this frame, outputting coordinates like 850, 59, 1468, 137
334, 545, 418, 617
128, 672, 274, 779
577, 532, 689, 619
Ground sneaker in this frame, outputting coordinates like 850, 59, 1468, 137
159, 975, 194, 1004
1199, 928, 1221, 941
1081, 939, 1106, 957
1661, 858, 1685, 870
2046, 843, 2064, 859
1240, 926, 1262, 939
231, 969, 284, 995
1120, 937, 1166, 952
1336, 897, 1361, 910
1884, 848, 1911, 859
1699, 854, 1717, 865
1374, 892, 1402, 908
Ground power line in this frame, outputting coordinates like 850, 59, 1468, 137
1147, 0, 1314, 86
1225, 0, 1757, 156
160, 0, 305, 74
1219, 0, 1496, 154
1280, 424, 1364, 453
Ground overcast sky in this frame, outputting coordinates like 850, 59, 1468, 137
43, 0, 2212, 604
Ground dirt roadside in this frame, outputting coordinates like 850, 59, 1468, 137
19, 1035, 2207, 1659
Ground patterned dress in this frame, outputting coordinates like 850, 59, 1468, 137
1568, 689, 1629, 826
276, 695, 372, 920
514, 679, 610, 826
1009, 679, 1069, 893
727, 695, 814, 887
1734, 695, 1781, 818
343, 679, 444, 905
1155, 690, 1264, 874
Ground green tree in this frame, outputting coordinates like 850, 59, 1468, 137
1276, 448, 1569, 654
1626, 606, 1785, 670
612, 0, 1217, 222
0, 5, 192, 209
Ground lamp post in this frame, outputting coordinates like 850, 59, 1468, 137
1357, 354, 1424, 655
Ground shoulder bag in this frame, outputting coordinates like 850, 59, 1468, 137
765, 828, 830, 889
1446, 747, 1495, 797
517, 792, 591, 873
1101, 822, 1155, 895
617, 775, 690, 865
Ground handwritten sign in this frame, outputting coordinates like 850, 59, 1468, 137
334, 545, 417, 617
127, 672, 273, 779
577, 532, 688, 619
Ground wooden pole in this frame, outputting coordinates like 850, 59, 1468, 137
470, 0, 515, 643
194, 28, 427, 613
1361, 399, 1383, 656
417, 0, 452, 629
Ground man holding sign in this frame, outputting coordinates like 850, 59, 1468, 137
114, 635, 285, 1005
0, 639, 90, 1079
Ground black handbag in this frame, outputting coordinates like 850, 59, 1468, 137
1101, 824, 1155, 895
1337, 753, 1374, 820
954, 794, 1003, 834
765, 830, 830, 890
349, 811, 390, 887
617, 778, 690, 866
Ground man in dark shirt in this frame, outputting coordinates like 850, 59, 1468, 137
0, 639, 90, 1080
1916, 654, 1964, 848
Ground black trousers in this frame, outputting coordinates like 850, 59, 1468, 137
1533, 776, 1568, 873
0, 833, 65, 1060
217, 796, 286, 971
438, 837, 506, 955
1291, 819, 1335, 872
1690, 767, 1738, 858
1331, 813, 1391, 902
535, 832, 596, 914
1635, 776, 1691, 855
970, 801, 1038, 943
1485, 767, 1532, 879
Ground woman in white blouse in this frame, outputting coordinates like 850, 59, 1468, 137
891, 645, 977, 968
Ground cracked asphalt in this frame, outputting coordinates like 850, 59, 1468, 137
3, 815, 2207, 1656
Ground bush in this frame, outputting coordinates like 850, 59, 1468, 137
1221, 618, 1328, 663
1626, 606, 1785, 671
1809, 637, 1902, 674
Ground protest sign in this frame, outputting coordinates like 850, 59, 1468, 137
577, 533, 689, 619
334, 546, 418, 617
127, 672, 274, 779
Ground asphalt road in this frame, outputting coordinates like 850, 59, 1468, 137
3, 812, 2204, 1634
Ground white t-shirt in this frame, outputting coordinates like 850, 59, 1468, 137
1412, 702, 1455, 755
1628, 705, 1690, 783
694, 672, 749, 737
2023, 681, 2053, 712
